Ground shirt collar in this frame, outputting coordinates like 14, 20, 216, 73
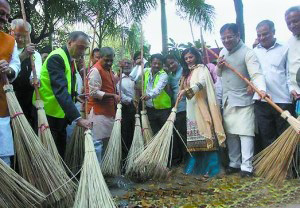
257, 39, 282, 50
228, 40, 243, 54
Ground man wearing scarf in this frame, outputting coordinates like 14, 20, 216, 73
0, 0, 21, 166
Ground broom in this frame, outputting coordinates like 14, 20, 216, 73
4, 81, 76, 206
206, 47, 300, 133
0, 158, 46, 208
131, 98, 181, 180
73, 130, 116, 208
64, 12, 98, 175
125, 113, 145, 177
140, 25, 153, 144
19, 0, 67, 169
253, 118, 300, 185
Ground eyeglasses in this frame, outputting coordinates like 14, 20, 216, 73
221, 35, 236, 42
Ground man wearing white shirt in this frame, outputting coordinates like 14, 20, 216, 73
117, 59, 136, 161
253, 20, 294, 150
0, 0, 21, 166
10, 19, 43, 126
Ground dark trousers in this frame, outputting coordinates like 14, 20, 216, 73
254, 101, 294, 150
47, 115, 68, 158
146, 107, 171, 135
171, 111, 187, 166
15, 90, 35, 128
121, 103, 136, 160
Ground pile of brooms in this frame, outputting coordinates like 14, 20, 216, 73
205, 46, 300, 185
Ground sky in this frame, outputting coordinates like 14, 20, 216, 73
143, 0, 298, 53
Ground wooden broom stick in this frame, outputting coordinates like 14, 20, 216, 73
140, 25, 145, 110
206, 47, 300, 133
19, 0, 40, 99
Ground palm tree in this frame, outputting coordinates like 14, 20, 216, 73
233, 0, 245, 42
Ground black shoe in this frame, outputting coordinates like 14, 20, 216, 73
225, 167, 240, 175
240, 171, 253, 178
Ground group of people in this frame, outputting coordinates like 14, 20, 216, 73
1, 0, 300, 181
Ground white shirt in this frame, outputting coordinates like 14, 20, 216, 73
117, 73, 135, 105
287, 35, 300, 94
253, 41, 292, 103
17, 48, 43, 79
8, 41, 21, 82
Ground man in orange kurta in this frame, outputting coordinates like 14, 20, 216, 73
87, 47, 120, 162
0, 0, 21, 166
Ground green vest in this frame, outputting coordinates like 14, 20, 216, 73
33, 48, 73, 118
144, 69, 171, 109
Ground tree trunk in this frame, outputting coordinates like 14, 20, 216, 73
160, 0, 168, 55
233, 0, 245, 42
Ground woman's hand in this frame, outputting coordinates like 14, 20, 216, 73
177, 90, 186, 101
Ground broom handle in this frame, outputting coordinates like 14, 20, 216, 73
19, 0, 40, 100
174, 76, 185, 109
140, 25, 145, 110
206, 47, 284, 114
85, 13, 99, 116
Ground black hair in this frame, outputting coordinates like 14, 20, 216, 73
150, 53, 164, 63
92, 48, 100, 57
220, 23, 239, 35
285, 6, 300, 16
68, 31, 90, 42
256, 20, 275, 32
181, 47, 203, 77
164, 54, 177, 63
133, 51, 141, 61
40, 46, 52, 54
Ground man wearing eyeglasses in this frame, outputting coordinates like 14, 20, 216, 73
0, 0, 21, 166
253, 20, 293, 152
216, 23, 266, 178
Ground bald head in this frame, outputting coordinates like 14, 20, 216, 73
0, 0, 10, 31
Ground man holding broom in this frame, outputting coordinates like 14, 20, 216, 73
217, 23, 267, 177
34, 31, 91, 157
141, 53, 171, 134
0, 0, 21, 166
10, 19, 43, 127
87, 47, 120, 162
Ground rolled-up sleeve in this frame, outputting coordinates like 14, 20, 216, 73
147, 72, 168, 98
8, 41, 21, 82
245, 50, 266, 92
88, 67, 105, 100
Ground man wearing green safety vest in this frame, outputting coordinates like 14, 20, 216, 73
141, 53, 171, 134
34, 31, 91, 157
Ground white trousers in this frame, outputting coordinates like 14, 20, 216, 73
0, 117, 14, 157
227, 134, 254, 172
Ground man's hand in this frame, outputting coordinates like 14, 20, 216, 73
177, 90, 186, 101
247, 85, 254, 95
113, 94, 120, 103
29, 78, 40, 87
76, 118, 92, 129
141, 95, 151, 101
217, 56, 226, 69
258, 90, 271, 100
0, 60, 10, 74
291, 90, 300, 100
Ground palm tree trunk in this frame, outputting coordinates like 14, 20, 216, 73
160, 0, 168, 55
233, 0, 245, 42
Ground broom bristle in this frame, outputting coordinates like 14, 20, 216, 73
141, 110, 153, 144
132, 108, 177, 180
281, 111, 300, 134
64, 125, 85, 175
125, 114, 144, 177
74, 130, 116, 208
254, 117, 300, 185
101, 103, 122, 176
0, 159, 46, 208
4, 84, 77, 206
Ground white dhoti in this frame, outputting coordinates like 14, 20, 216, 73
223, 104, 255, 172
88, 108, 114, 163
0, 117, 14, 166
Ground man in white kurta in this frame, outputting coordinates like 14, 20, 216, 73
285, 6, 300, 100
217, 23, 266, 177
